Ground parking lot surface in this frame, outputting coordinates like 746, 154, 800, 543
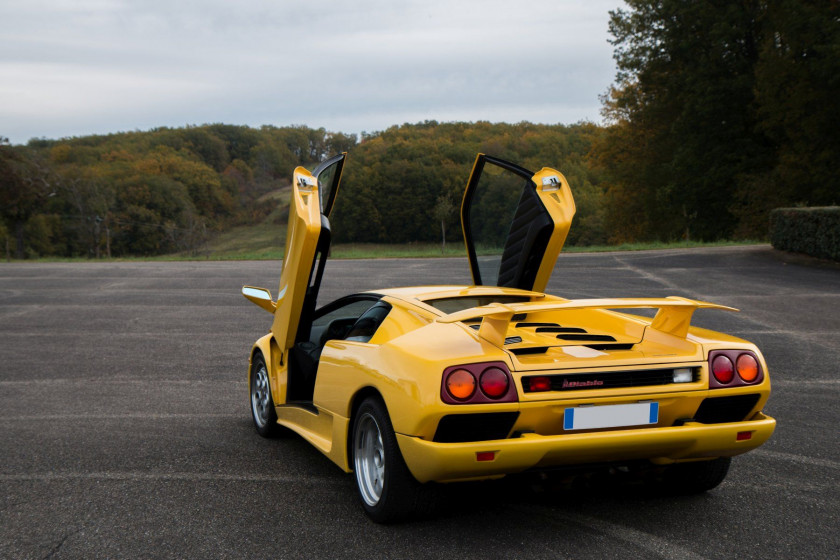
1, 245, 838, 559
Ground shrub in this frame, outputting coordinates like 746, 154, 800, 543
770, 207, 840, 261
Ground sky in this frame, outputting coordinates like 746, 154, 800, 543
0, 0, 622, 145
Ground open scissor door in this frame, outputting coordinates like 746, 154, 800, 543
271, 153, 346, 349
460, 154, 575, 293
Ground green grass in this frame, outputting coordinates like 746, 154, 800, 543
562, 239, 761, 253
196, 238, 764, 261
3, 239, 765, 263
201, 221, 286, 259
331, 239, 761, 258
332, 243, 467, 259
197, 217, 761, 260
3, 217, 763, 264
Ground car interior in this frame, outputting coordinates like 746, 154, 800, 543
284, 214, 392, 404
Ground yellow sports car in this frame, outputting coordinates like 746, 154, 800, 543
242, 153, 775, 523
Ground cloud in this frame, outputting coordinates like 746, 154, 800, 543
0, 0, 620, 143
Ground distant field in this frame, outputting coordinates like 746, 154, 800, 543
200, 240, 763, 261
198, 186, 290, 259
5, 200, 760, 262
7, 240, 764, 263
200, 214, 756, 259
193, 207, 761, 260
201, 222, 287, 259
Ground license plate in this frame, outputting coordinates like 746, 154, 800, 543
564, 402, 659, 431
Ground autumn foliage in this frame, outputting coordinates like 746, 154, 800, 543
1, 2, 837, 258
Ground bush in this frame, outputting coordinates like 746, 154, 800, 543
770, 207, 840, 261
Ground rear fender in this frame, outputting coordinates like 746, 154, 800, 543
250, 334, 286, 405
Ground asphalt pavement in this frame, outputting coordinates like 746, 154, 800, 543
1, 245, 838, 559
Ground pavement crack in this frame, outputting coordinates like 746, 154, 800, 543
42, 529, 78, 560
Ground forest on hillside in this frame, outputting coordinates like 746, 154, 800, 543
0, 122, 607, 258
0, 125, 356, 258
1, 0, 837, 259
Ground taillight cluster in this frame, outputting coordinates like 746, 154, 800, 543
709, 350, 763, 388
441, 362, 518, 404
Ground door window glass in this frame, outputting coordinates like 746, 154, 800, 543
467, 162, 532, 286
312, 153, 345, 217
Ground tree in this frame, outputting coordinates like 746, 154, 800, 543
597, 1, 774, 241
737, 0, 840, 235
0, 220, 10, 260
598, 0, 839, 241
432, 193, 455, 252
0, 138, 55, 258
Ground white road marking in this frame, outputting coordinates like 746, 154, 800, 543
612, 256, 699, 297
753, 449, 840, 470
0, 379, 242, 386
771, 379, 840, 387
0, 471, 341, 484
0, 413, 241, 421
518, 506, 708, 560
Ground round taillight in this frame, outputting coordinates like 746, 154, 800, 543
712, 355, 734, 384
479, 367, 509, 399
446, 369, 476, 400
736, 353, 759, 382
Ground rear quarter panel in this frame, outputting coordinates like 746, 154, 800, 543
314, 320, 513, 438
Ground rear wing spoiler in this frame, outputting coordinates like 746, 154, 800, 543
436, 297, 738, 347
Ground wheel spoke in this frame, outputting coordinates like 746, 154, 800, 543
354, 412, 386, 507
252, 365, 270, 427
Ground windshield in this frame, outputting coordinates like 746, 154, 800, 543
424, 295, 531, 314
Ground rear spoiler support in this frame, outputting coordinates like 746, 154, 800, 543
436, 297, 738, 347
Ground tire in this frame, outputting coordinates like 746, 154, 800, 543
663, 457, 731, 494
352, 397, 436, 523
250, 352, 283, 438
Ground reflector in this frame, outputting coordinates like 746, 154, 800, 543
476, 451, 496, 461
529, 376, 551, 392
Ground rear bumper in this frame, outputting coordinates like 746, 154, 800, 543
396, 412, 775, 483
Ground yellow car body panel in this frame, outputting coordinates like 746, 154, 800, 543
396, 413, 776, 483
271, 165, 323, 350
249, 284, 774, 481
528, 166, 576, 294
243, 154, 775, 510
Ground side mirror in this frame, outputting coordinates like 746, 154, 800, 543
242, 286, 276, 314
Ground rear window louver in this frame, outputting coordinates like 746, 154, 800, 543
510, 347, 549, 355
555, 334, 617, 342
583, 343, 635, 351
468, 320, 631, 351
509, 343, 634, 355
535, 326, 587, 334
519, 324, 619, 343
